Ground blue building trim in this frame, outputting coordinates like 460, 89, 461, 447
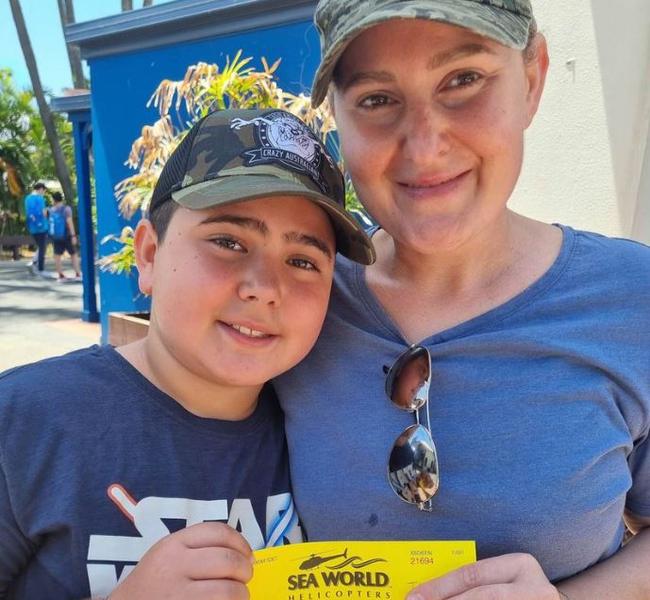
50, 92, 100, 323
66, 0, 317, 59
50, 93, 91, 113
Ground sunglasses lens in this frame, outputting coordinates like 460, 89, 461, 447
386, 346, 431, 411
388, 424, 439, 505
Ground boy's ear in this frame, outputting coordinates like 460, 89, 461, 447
134, 219, 159, 296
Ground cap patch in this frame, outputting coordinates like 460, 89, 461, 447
230, 111, 333, 195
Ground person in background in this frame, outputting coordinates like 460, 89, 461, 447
23, 181, 48, 273
275, 1, 650, 599
48, 191, 82, 281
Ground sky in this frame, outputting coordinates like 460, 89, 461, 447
1, 0, 173, 96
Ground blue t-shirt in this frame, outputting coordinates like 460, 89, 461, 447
275, 225, 650, 582
0, 346, 302, 599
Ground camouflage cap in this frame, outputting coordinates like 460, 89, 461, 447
311, 0, 534, 107
150, 108, 375, 265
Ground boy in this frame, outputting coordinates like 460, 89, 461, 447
0, 108, 374, 599
48, 191, 82, 281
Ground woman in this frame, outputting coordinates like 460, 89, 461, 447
275, 1, 650, 598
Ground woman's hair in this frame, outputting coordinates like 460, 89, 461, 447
523, 18, 539, 63
331, 18, 541, 86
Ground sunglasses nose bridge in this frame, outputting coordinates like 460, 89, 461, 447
387, 346, 432, 412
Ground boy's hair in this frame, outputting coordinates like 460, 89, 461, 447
148, 199, 179, 241
147, 107, 375, 264
51, 191, 63, 203
33, 182, 46, 191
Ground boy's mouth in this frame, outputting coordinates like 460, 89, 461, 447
227, 322, 272, 339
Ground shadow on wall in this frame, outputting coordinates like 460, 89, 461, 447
590, 0, 650, 243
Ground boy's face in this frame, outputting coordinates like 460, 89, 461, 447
136, 195, 336, 389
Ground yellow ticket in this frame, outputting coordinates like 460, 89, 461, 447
248, 540, 476, 599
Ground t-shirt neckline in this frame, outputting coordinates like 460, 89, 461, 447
350, 224, 576, 345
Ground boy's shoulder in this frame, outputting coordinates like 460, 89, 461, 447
0, 345, 122, 420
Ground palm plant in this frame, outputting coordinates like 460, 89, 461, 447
100, 51, 357, 274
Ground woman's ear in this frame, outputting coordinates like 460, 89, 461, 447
524, 33, 550, 127
327, 86, 337, 118
134, 219, 158, 296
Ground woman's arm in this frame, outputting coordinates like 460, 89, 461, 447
407, 518, 650, 600
65, 207, 78, 242
557, 514, 650, 600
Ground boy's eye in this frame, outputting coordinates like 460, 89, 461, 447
358, 94, 396, 109
211, 236, 245, 252
444, 71, 483, 91
289, 257, 319, 272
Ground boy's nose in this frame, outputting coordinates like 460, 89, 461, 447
237, 260, 281, 305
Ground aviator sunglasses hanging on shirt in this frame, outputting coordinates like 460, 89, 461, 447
385, 345, 439, 511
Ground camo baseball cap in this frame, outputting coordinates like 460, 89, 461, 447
311, 0, 534, 107
149, 108, 375, 265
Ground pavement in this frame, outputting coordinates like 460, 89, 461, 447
0, 257, 101, 372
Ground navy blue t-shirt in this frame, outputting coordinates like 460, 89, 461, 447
0, 346, 302, 599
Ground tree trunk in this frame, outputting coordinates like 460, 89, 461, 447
9, 0, 75, 203
122, 0, 133, 11
56, 0, 86, 89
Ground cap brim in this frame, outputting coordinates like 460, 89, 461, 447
311, 0, 530, 106
172, 175, 376, 265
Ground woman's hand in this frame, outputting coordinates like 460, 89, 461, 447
108, 522, 253, 600
407, 553, 561, 600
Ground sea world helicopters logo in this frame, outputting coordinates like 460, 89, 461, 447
230, 111, 333, 195
287, 546, 392, 595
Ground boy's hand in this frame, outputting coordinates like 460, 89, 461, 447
109, 522, 254, 600
406, 553, 560, 600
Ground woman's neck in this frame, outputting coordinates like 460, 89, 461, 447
366, 211, 562, 342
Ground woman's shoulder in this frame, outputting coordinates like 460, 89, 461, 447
567, 225, 650, 256
563, 225, 650, 278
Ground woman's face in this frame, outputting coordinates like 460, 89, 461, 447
330, 19, 548, 254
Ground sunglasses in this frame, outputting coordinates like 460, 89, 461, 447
385, 345, 439, 511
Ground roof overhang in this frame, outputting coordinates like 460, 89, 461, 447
65, 0, 317, 60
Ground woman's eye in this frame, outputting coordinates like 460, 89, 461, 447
289, 257, 319, 272
445, 71, 482, 90
358, 94, 395, 109
211, 236, 244, 252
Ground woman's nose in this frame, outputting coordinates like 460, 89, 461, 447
401, 106, 451, 165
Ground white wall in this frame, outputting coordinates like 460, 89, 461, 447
510, 0, 650, 243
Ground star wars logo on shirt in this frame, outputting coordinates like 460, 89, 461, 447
86, 483, 302, 597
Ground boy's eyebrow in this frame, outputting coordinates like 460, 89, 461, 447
199, 214, 333, 259
199, 214, 268, 234
339, 43, 496, 91
284, 232, 333, 260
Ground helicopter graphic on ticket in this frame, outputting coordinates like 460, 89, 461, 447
248, 540, 476, 599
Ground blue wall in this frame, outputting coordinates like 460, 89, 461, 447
88, 20, 320, 340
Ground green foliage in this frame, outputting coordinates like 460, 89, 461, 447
0, 68, 75, 235
99, 227, 135, 275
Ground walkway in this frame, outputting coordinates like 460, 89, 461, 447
0, 258, 101, 372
